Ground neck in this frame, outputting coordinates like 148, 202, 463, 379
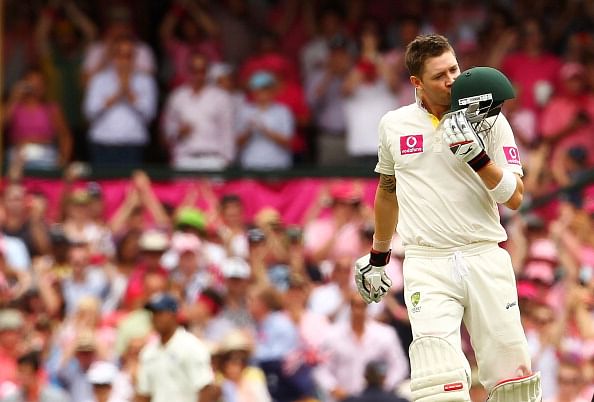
160, 327, 177, 344
351, 319, 365, 336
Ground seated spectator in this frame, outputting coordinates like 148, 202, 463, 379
314, 293, 408, 401
162, 52, 234, 171
0, 350, 69, 402
83, 35, 157, 167
4, 68, 72, 169
237, 71, 295, 170
86, 361, 122, 402
544, 359, 591, 402
2, 183, 51, 257
218, 330, 271, 402
0, 310, 26, 385
343, 360, 408, 402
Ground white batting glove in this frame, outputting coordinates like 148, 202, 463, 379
355, 252, 392, 304
443, 110, 491, 171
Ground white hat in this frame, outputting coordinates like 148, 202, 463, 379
221, 257, 251, 279
139, 229, 170, 252
87, 361, 118, 385
208, 62, 233, 83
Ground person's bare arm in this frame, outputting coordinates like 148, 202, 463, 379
63, 1, 97, 43
51, 105, 73, 166
373, 174, 398, 251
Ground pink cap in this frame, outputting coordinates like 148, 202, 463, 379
560, 62, 585, 80
524, 260, 555, 285
517, 280, 538, 299
171, 233, 202, 254
330, 181, 362, 203
528, 239, 558, 263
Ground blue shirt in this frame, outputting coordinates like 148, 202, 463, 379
253, 312, 299, 362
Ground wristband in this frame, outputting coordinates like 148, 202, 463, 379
468, 150, 491, 172
489, 169, 517, 203
372, 235, 392, 253
369, 249, 391, 266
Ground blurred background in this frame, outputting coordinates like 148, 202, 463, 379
0, 0, 593, 401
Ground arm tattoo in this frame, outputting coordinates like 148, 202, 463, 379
379, 174, 396, 193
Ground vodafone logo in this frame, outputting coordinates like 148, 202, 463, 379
400, 135, 424, 155
503, 146, 521, 165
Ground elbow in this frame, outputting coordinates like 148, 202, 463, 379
505, 192, 523, 210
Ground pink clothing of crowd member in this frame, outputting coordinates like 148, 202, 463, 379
354, 34, 541, 401
163, 52, 235, 170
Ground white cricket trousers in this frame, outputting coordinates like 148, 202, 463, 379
402, 241, 531, 392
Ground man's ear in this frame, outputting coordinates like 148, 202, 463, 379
410, 75, 422, 90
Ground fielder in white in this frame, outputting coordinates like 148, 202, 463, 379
354, 34, 542, 402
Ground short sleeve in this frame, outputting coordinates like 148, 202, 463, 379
487, 113, 524, 176
374, 113, 396, 176
136, 354, 151, 396
188, 342, 214, 392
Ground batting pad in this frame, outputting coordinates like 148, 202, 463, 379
409, 336, 471, 402
486, 372, 542, 402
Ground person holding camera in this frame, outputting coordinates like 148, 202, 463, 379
5, 68, 73, 169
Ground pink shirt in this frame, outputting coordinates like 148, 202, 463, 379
539, 95, 594, 163
502, 52, 562, 112
314, 320, 408, 396
9, 103, 57, 144
304, 219, 362, 262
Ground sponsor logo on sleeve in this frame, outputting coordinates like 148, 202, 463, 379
400, 135, 424, 155
503, 146, 521, 165
410, 291, 421, 313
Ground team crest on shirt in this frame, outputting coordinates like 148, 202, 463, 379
400, 135, 424, 155
503, 146, 521, 165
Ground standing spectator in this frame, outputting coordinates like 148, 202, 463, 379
83, 36, 157, 167
2, 183, 51, 257
82, 6, 155, 83
56, 332, 99, 402
343, 360, 408, 402
237, 71, 295, 170
136, 293, 214, 402
160, 0, 220, 89
162, 52, 235, 170
314, 293, 408, 402
4, 68, 73, 169
216, 194, 249, 259
35, 0, 97, 160
342, 20, 398, 163
306, 34, 353, 166
495, 18, 562, 113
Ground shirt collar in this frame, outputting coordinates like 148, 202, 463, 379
415, 89, 441, 128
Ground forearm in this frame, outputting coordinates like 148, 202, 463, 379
373, 175, 398, 251
476, 162, 523, 210
263, 129, 292, 149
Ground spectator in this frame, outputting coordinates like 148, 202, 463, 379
218, 330, 271, 402
248, 285, 316, 402
0, 350, 69, 402
343, 360, 408, 402
136, 293, 214, 402
2, 5, 36, 98
314, 293, 408, 402
306, 34, 353, 166
544, 359, 590, 402
342, 19, 398, 163
160, 0, 220, 89
2, 183, 51, 257
4, 68, 73, 169
35, 1, 97, 160
83, 35, 158, 167
162, 52, 235, 170
82, 6, 155, 83
0, 310, 26, 385
237, 71, 295, 170
496, 18, 562, 113
216, 194, 249, 259
56, 331, 99, 402
86, 361, 122, 402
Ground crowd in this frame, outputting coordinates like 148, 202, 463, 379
1, 0, 594, 401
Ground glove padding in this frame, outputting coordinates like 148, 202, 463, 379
355, 254, 392, 304
443, 110, 490, 170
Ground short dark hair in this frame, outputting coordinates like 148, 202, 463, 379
405, 34, 455, 77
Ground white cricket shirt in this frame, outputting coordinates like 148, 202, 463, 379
375, 99, 523, 248
137, 328, 214, 402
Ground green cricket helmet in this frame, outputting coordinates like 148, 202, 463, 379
450, 66, 515, 134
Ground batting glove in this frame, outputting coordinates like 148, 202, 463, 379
355, 251, 392, 304
443, 110, 491, 171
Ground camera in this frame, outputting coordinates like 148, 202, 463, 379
247, 228, 266, 244
286, 226, 303, 243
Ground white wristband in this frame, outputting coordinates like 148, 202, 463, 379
372, 235, 392, 252
489, 169, 517, 204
